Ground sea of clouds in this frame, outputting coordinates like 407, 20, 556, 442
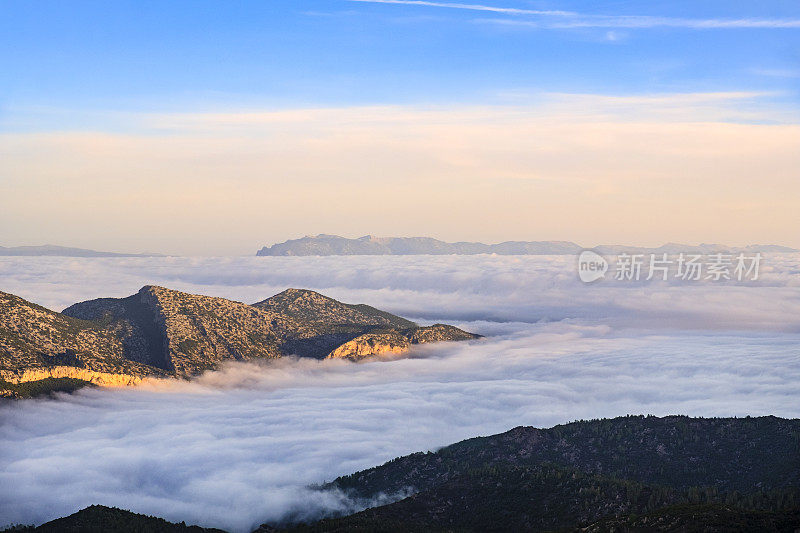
1, 254, 799, 531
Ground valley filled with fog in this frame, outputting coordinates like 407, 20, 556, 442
1, 255, 799, 531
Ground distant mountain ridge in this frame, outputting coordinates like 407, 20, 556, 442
257, 235, 798, 256
0, 244, 161, 257
0, 287, 478, 396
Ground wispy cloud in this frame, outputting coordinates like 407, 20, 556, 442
350, 0, 800, 30
347, 0, 573, 17
750, 67, 800, 78
482, 16, 800, 30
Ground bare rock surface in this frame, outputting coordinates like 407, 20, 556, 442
1, 286, 479, 390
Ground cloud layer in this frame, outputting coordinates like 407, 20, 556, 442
1, 255, 799, 531
2, 254, 799, 331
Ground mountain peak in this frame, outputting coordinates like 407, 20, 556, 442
137, 284, 165, 294
2, 286, 476, 391
254, 288, 418, 330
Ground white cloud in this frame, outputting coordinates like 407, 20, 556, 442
347, 0, 573, 17
750, 67, 800, 78
2, 255, 799, 331
0, 255, 799, 530
350, 0, 800, 29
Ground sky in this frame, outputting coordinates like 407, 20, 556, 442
1, 254, 799, 530
1, 1, 799, 255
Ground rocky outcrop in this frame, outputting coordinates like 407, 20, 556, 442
407, 324, 480, 344
327, 324, 481, 360
123, 285, 290, 376
254, 288, 421, 358
0, 366, 144, 386
326, 331, 410, 360
0, 290, 166, 382
1, 287, 479, 389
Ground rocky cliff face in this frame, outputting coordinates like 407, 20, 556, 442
327, 324, 479, 360
0, 290, 166, 384
253, 288, 424, 358
1, 286, 479, 389
327, 331, 410, 360
76, 286, 292, 376
1, 366, 144, 386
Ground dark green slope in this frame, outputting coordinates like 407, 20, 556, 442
581, 503, 800, 532
254, 288, 417, 330
0, 377, 94, 399
330, 415, 800, 497
289, 464, 686, 532
289, 466, 800, 532
2, 505, 224, 533
276, 416, 800, 532
11, 417, 800, 532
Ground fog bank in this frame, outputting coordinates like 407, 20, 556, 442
1, 255, 798, 531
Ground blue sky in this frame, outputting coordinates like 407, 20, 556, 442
1, 0, 799, 121
1, 1, 799, 254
